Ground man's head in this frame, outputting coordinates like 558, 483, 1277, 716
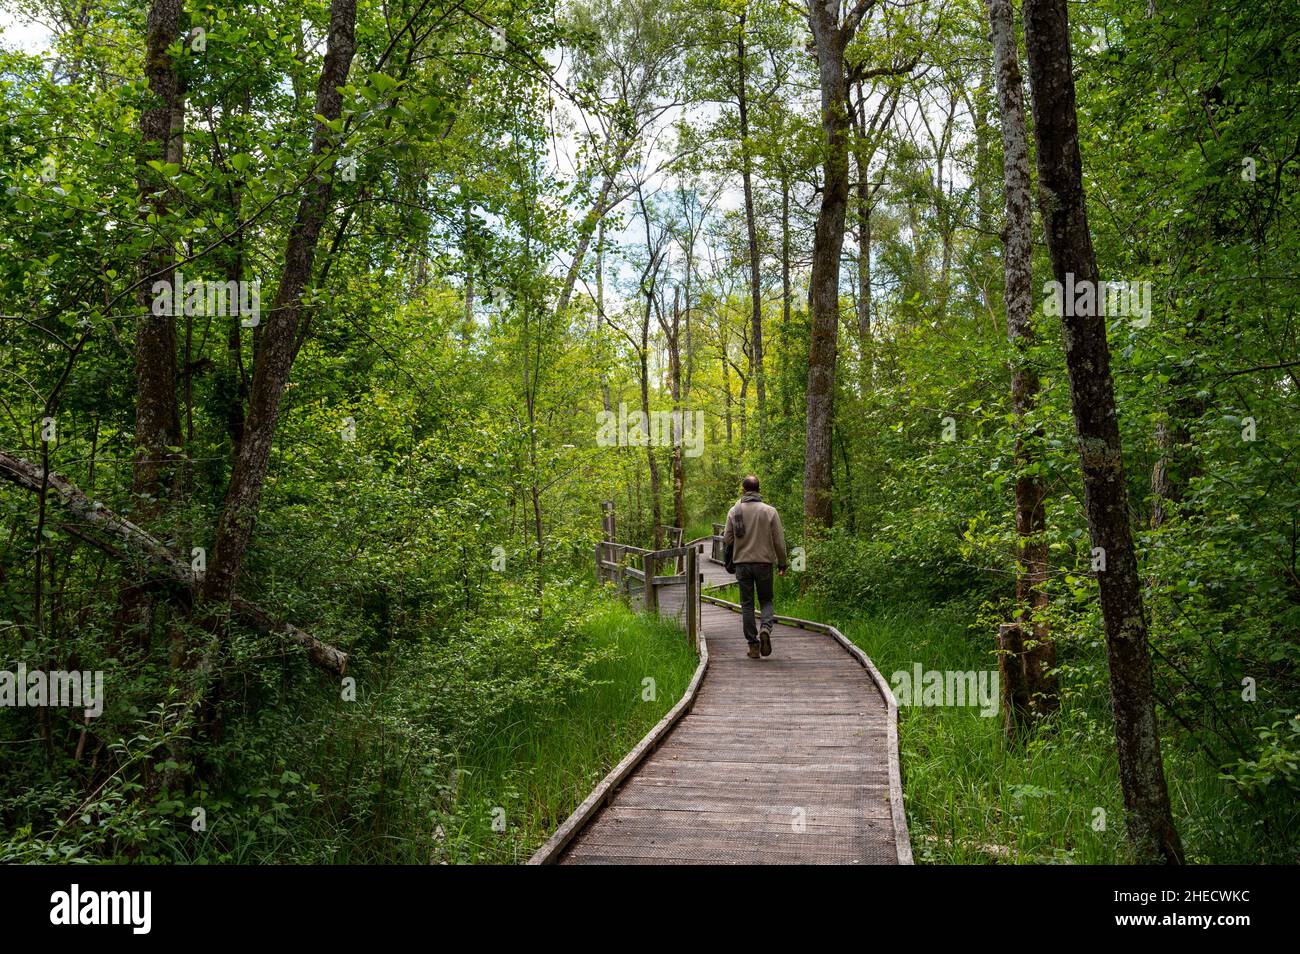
741, 475, 760, 493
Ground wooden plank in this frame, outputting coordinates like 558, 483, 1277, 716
590, 805, 874, 835
564, 829, 897, 865
643, 543, 697, 560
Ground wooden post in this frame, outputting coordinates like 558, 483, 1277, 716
685, 545, 698, 646
601, 500, 616, 542
643, 551, 658, 615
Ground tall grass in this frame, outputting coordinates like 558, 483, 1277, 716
684, 517, 719, 542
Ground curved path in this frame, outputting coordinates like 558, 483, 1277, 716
530, 546, 910, 865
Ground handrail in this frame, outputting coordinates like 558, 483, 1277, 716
640, 543, 696, 560
599, 542, 650, 556
705, 529, 725, 565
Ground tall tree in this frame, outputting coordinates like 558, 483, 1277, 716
987, 0, 1054, 726
735, 6, 766, 450
1022, 0, 1184, 862
802, 0, 859, 528
803, 0, 916, 527
560, 0, 686, 320
850, 79, 897, 395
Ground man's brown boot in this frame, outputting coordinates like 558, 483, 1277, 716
760, 626, 772, 657
747, 643, 761, 659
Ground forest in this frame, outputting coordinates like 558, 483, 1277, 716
0, 0, 1296, 866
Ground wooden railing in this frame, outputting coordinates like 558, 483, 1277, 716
595, 539, 701, 646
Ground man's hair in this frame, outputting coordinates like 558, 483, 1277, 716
741, 475, 760, 493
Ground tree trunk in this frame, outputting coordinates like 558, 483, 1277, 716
132, 0, 184, 506
721, 334, 734, 448
737, 13, 765, 451
1149, 333, 1205, 528
640, 298, 662, 550
202, 0, 358, 605
557, 174, 617, 319
669, 289, 686, 531
781, 172, 791, 333
854, 91, 873, 396
988, 0, 1054, 723
1023, 0, 1184, 863
804, 8, 852, 530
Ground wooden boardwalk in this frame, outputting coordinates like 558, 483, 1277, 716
531, 541, 910, 866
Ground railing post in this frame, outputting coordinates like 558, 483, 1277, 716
601, 501, 616, 542
643, 551, 658, 615
685, 545, 698, 646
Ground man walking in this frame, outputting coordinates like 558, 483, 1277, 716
722, 475, 788, 659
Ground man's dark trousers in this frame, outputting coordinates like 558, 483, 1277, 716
735, 562, 775, 644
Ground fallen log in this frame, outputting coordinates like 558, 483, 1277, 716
0, 448, 348, 675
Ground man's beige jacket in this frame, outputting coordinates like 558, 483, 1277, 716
722, 493, 788, 569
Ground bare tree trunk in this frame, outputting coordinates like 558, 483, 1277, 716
1149, 335, 1205, 528
736, 13, 765, 450
633, 189, 667, 549
721, 333, 734, 448
557, 174, 616, 319
203, 0, 358, 605
1023, 0, 1184, 863
640, 298, 662, 550
1149, 419, 1174, 529
781, 173, 791, 332
681, 220, 695, 399
988, 0, 1054, 725
597, 219, 613, 413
